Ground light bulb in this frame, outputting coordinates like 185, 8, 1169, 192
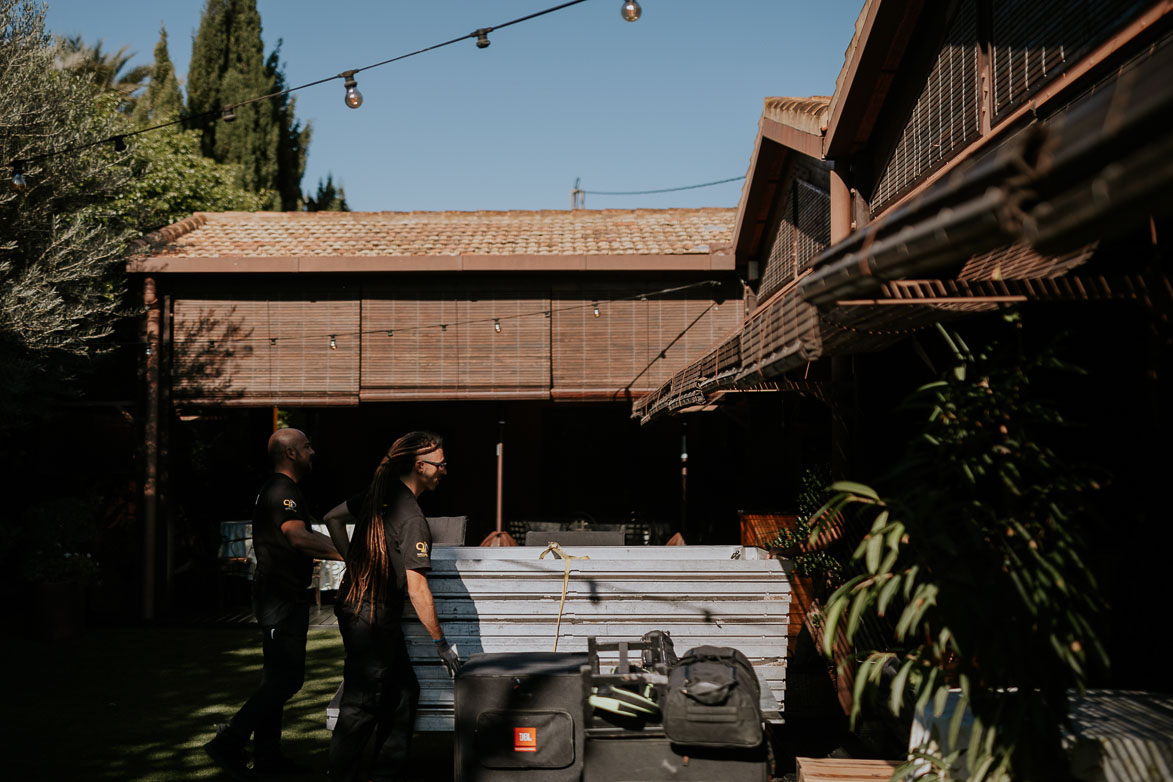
593, 302, 600, 317
10, 161, 27, 193
621, 0, 642, 22
329, 335, 337, 350
222, 106, 236, 122
494, 319, 501, 333
387, 329, 394, 337
475, 29, 491, 49
344, 74, 363, 109
114, 136, 127, 152
441, 324, 448, 332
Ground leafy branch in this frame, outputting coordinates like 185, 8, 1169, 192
815, 317, 1108, 781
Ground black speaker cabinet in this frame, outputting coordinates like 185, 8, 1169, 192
454, 652, 590, 782
583, 732, 768, 782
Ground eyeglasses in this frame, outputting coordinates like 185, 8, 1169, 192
419, 459, 448, 470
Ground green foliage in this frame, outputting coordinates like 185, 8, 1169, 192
111, 127, 268, 233
304, 174, 350, 212
0, 0, 134, 433
817, 317, 1107, 781
53, 33, 150, 113
18, 497, 103, 585
770, 464, 843, 589
186, 0, 310, 210
130, 25, 183, 124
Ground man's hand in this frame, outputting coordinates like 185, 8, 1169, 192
436, 637, 461, 678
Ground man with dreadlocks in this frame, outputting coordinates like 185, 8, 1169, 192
328, 431, 461, 782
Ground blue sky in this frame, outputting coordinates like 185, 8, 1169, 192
44, 0, 862, 212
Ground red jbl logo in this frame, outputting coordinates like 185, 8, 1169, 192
514, 727, 537, 752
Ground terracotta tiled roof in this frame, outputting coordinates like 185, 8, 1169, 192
762, 96, 832, 135
135, 209, 736, 258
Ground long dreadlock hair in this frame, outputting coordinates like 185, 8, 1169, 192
343, 431, 443, 622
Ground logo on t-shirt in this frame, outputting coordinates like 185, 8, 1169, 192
514, 727, 537, 752
415, 541, 429, 558
282, 498, 298, 511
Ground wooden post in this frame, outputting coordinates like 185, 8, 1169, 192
680, 422, 688, 534
142, 276, 161, 620
495, 419, 505, 534
830, 167, 852, 244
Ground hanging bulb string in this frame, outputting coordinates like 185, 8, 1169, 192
140, 279, 722, 349
9, 0, 598, 173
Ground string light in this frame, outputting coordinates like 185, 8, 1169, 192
593, 301, 600, 317
12, 0, 614, 175
138, 281, 719, 351
494, 318, 502, 332
342, 71, 363, 109
329, 335, 337, 350
10, 161, 26, 192
621, 0, 642, 22
113, 136, 127, 152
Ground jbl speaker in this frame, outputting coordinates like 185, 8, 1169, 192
454, 652, 589, 782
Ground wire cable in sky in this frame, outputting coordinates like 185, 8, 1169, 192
581, 176, 745, 196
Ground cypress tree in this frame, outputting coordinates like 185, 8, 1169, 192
304, 174, 350, 212
186, 0, 308, 209
132, 25, 183, 123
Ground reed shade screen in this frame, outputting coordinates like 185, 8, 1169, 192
991, 0, 1147, 123
359, 294, 551, 400
550, 292, 742, 397
759, 163, 831, 303
171, 295, 360, 403
871, 0, 980, 216
758, 180, 796, 302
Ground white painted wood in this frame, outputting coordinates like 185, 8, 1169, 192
325, 545, 793, 732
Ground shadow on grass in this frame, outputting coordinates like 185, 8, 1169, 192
1, 626, 348, 781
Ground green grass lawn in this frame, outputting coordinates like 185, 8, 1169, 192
1, 624, 450, 781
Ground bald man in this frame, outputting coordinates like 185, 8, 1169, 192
204, 428, 343, 779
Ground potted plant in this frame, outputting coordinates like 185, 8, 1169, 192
19, 497, 103, 640
770, 465, 844, 653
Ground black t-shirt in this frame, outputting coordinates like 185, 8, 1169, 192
251, 473, 315, 601
336, 481, 432, 624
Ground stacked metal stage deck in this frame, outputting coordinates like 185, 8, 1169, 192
326, 545, 792, 731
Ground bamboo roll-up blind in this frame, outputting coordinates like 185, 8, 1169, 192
550, 291, 742, 397
991, 0, 1145, 124
171, 294, 360, 402
360, 293, 551, 399
872, 1, 980, 216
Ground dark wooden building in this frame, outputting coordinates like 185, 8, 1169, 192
128, 208, 749, 613
636, 0, 1173, 701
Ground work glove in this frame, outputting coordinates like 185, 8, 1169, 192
436, 637, 462, 678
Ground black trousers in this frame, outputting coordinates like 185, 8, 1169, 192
224, 593, 309, 761
329, 615, 419, 782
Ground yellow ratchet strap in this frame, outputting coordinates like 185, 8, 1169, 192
538, 542, 590, 652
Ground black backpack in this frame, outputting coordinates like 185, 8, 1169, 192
661, 645, 762, 748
